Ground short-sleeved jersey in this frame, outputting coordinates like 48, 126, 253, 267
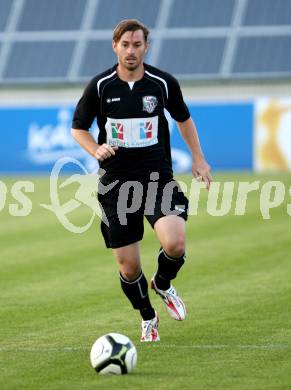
72, 63, 190, 180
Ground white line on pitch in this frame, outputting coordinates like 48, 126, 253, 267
0, 346, 88, 352
0, 344, 290, 352
152, 344, 291, 350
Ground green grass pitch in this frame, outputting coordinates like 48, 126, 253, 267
0, 173, 290, 390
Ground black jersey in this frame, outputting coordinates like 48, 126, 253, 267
72, 63, 190, 179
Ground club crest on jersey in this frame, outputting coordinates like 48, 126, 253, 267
142, 96, 157, 114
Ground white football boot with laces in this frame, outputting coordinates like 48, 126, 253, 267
151, 276, 186, 321
140, 311, 160, 342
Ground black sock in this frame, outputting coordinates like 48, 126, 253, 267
119, 271, 155, 321
154, 272, 171, 290
154, 248, 185, 291
139, 305, 156, 321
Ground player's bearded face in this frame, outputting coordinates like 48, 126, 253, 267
113, 30, 148, 71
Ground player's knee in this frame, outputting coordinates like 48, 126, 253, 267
121, 269, 141, 281
119, 261, 141, 282
163, 236, 185, 258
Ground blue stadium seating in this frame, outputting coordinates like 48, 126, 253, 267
168, 0, 235, 27
243, 0, 291, 26
79, 40, 117, 77
233, 36, 291, 74
17, 0, 85, 31
93, 0, 160, 29
159, 38, 226, 75
0, 0, 290, 83
4, 41, 75, 79
0, 0, 12, 31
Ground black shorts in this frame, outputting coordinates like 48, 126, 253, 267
98, 175, 188, 249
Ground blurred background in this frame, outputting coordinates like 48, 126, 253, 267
0, 0, 291, 174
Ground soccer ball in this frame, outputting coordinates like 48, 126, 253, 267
90, 333, 137, 375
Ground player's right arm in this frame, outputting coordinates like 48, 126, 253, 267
71, 129, 117, 162
71, 77, 117, 161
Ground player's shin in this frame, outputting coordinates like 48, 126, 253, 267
119, 271, 155, 320
154, 248, 185, 290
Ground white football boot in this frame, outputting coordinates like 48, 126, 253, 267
151, 276, 186, 321
140, 311, 160, 342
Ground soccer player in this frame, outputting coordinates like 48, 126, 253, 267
71, 19, 211, 342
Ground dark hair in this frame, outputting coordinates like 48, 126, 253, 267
113, 19, 149, 43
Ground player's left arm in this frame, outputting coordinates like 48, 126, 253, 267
177, 117, 212, 189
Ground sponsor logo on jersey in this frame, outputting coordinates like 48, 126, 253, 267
142, 96, 157, 114
111, 122, 124, 140
106, 116, 158, 148
140, 122, 152, 139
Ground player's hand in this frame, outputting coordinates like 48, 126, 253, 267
94, 143, 118, 161
192, 159, 212, 190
